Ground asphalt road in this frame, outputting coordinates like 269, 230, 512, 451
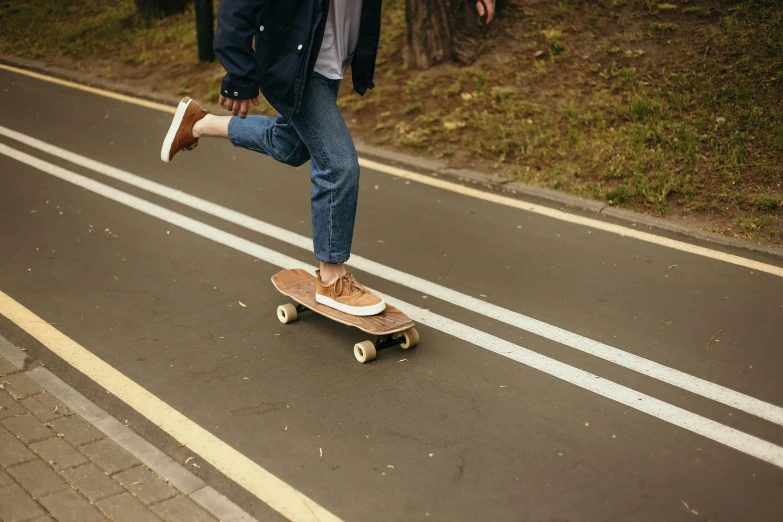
1, 67, 783, 522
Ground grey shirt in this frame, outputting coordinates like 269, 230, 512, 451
314, 0, 363, 80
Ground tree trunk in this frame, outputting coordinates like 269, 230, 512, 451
134, 0, 187, 20
194, 0, 215, 62
405, 0, 453, 70
405, 0, 500, 69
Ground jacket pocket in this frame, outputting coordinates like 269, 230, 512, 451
258, 22, 308, 55
256, 22, 307, 102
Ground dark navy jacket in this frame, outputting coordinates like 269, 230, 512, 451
214, 0, 382, 122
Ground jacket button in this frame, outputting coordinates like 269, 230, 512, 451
260, 26, 264, 31
297, 44, 303, 51
233, 91, 239, 96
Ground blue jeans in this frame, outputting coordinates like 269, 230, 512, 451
227, 73, 359, 264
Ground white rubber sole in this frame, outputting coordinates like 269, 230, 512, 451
315, 292, 386, 317
160, 98, 191, 163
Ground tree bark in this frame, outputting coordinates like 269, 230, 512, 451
194, 0, 215, 62
405, 0, 453, 70
134, 0, 187, 20
405, 0, 500, 69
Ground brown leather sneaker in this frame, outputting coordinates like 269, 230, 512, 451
160, 97, 209, 162
315, 271, 386, 316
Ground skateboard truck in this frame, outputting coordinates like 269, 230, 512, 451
276, 302, 420, 363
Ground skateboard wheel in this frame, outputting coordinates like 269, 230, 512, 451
354, 341, 376, 363
277, 303, 298, 324
400, 327, 420, 349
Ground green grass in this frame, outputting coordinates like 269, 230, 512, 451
756, 197, 782, 212
739, 215, 771, 232
650, 22, 678, 32
683, 7, 711, 18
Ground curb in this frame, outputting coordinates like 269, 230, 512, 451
2, 54, 781, 261
0, 335, 259, 522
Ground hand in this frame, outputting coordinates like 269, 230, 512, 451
476, 0, 496, 24
219, 95, 259, 119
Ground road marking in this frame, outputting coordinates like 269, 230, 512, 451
0, 299, 338, 522
0, 64, 176, 114
358, 157, 783, 278
3, 142, 783, 472
2, 63, 781, 278
2, 127, 782, 429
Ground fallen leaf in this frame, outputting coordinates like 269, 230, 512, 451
185, 457, 194, 464
398, 359, 409, 363
243, 377, 249, 380
387, 465, 394, 469
319, 447, 323, 458
668, 264, 678, 269
429, 453, 434, 457
238, 301, 247, 308
499, 385, 506, 388
583, 421, 591, 428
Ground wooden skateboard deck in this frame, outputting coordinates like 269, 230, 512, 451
271, 269, 414, 335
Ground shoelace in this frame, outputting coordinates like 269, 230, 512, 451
334, 273, 365, 297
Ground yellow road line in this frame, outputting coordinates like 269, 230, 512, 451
358, 159, 783, 277
2, 62, 782, 279
0, 64, 176, 114
0, 289, 341, 522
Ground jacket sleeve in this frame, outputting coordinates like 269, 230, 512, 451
214, 0, 266, 100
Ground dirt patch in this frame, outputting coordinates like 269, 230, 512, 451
1, 0, 781, 247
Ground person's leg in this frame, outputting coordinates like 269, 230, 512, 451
196, 112, 311, 167
289, 74, 360, 279
192, 115, 229, 138
161, 98, 309, 167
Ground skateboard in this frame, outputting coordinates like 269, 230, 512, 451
271, 269, 419, 363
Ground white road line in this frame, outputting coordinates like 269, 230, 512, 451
2, 63, 781, 278
2, 126, 782, 429
3, 142, 783, 473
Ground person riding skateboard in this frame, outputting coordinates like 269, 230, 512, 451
161, 0, 496, 316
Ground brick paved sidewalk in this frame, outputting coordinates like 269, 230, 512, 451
0, 356, 218, 522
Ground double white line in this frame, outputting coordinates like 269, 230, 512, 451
2, 127, 783, 519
